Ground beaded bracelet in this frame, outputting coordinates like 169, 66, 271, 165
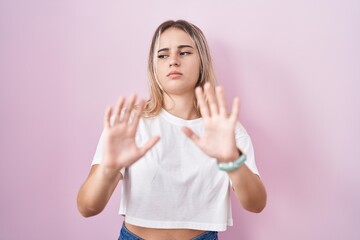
217, 154, 247, 172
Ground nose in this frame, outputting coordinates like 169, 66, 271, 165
169, 54, 180, 67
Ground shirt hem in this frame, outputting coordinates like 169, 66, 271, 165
123, 215, 231, 232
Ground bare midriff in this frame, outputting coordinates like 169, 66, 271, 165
125, 222, 206, 240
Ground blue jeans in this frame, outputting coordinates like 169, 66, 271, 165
118, 223, 219, 240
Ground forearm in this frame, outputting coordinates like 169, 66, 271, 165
227, 164, 267, 213
77, 164, 122, 217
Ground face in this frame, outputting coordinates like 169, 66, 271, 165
156, 27, 201, 96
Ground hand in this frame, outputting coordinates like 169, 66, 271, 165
182, 83, 240, 162
102, 95, 160, 172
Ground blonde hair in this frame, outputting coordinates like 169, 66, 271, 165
143, 20, 217, 117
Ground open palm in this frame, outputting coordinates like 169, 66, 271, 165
102, 95, 160, 171
182, 83, 240, 162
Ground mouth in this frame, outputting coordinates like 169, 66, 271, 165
167, 71, 183, 78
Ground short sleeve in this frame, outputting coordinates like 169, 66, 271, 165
92, 130, 105, 166
235, 122, 260, 176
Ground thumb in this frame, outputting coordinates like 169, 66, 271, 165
182, 126, 200, 145
138, 136, 160, 157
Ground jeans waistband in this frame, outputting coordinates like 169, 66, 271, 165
118, 223, 218, 240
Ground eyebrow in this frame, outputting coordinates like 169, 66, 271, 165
158, 45, 194, 53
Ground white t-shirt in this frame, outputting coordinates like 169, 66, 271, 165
92, 109, 259, 231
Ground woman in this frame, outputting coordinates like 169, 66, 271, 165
77, 20, 266, 240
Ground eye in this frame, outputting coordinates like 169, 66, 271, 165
180, 52, 191, 56
158, 54, 168, 59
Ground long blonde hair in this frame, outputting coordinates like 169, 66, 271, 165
143, 20, 217, 117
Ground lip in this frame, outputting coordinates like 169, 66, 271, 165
167, 71, 183, 78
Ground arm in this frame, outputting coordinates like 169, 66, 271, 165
217, 147, 266, 213
182, 83, 266, 213
227, 161, 267, 213
77, 164, 122, 217
77, 95, 160, 217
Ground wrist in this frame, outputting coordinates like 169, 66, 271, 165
218, 148, 242, 163
99, 164, 122, 180
217, 150, 246, 172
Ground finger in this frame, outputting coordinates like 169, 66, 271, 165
204, 82, 218, 116
139, 136, 160, 157
129, 99, 145, 135
122, 94, 137, 123
113, 97, 125, 124
182, 126, 200, 144
195, 87, 210, 118
230, 97, 240, 121
215, 86, 228, 116
104, 106, 112, 128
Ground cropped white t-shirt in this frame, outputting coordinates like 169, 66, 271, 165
92, 109, 259, 231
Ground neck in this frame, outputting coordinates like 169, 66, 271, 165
163, 93, 200, 120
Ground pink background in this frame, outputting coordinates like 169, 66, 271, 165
1, 0, 359, 239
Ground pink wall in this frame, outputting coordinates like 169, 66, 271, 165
1, 0, 359, 239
